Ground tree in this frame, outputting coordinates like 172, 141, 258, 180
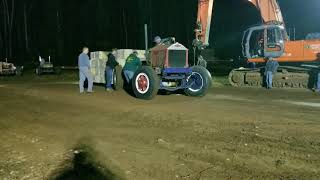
23, 0, 34, 54
1, 0, 15, 58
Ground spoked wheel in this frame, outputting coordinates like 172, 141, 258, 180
132, 66, 159, 100
188, 72, 204, 92
136, 73, 150, 94
185, 66, 212, 97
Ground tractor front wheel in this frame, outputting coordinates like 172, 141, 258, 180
132, 66, 160, 100
185, 66, 212, 97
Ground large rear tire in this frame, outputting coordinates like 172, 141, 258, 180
113, 65, 124, 90
185, 66, 212, 97
132, 66, 160, 100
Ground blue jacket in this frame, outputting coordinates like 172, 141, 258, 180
265, 60, 279, 74
78, 53, 90, 68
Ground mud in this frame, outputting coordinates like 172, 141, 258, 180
0, 74, 320, 179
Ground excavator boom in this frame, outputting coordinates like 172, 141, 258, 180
194, 0, 320, 89
195, 0, 286, 46
229, 0, 320, 89
248, 0, 284, 25
196, 0, 214, 46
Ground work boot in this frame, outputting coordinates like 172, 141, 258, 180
106, 88, 114, 92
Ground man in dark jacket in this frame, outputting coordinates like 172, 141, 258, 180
264, 57, 279, 89
123, 51, 142, 84
105, 49, 119, 91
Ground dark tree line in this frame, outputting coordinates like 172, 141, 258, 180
1, 0, 15, 58
0, 0, 319, 66
0, 0, 199, 66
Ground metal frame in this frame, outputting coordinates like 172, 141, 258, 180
39, 67, 55, 73
159, 67, 193, 91
243, 24, 285, 59
150, 42, 194, 91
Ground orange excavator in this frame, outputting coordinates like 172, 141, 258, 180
195, 0, 320, 88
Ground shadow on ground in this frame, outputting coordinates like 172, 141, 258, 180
50, 144, 123, 180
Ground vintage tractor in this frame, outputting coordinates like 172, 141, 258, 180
35, 56, 61, 75
131, 39, 212, 100
0, 59, 23, 76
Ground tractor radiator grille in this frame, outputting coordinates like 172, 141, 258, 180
168, 50, 186, 68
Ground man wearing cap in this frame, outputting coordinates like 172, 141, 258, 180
105, 49, 119, 91
154, 36, 162, 45
154, 36, 175, 46
78, 47, 94, 93
264, 57, 279, 89
123, 51, 142, 84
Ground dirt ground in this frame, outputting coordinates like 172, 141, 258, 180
0, 73, 320, 180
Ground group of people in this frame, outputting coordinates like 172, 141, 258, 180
78, 44, 320, 93
77, 47, 142, 93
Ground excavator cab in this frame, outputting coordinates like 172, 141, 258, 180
243, 24, 285, 59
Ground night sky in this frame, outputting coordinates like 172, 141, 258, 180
1, 0, 320, 66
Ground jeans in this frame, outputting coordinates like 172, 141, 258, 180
105, 66, 113, 89
124, 70, 134, 84
316, 72, 320, 90
266, 71, 273, 88
79, 67, 93, 93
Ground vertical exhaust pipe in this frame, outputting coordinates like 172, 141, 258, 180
144, 24, 149, 62
144, 24, 148, 51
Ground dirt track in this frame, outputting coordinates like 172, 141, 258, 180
0, 75, 320, 180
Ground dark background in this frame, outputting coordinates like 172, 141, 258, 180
1, 0, 320, 66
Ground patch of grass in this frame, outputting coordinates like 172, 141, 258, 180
213, 76, 230, 87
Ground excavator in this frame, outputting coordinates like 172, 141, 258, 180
195, 0, 320, 88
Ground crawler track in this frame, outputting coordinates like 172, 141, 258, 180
228, 66, 316, 88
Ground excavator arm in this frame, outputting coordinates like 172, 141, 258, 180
195, 0, 286, 47
195, 0, 214, 47
247, 0, 284, 25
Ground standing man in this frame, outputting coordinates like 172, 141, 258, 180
105, 49, 119, 91
78, 47, 93, 93
315, 71, 320, 92
264, 57, 279, 89
123, 51, 142, 84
